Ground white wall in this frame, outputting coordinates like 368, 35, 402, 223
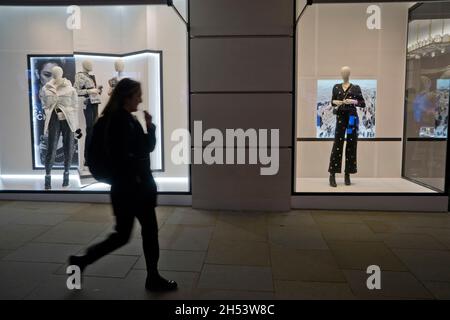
0, 7, 74, 175
296, 3, 409, 178
146, 6, 189, 181
172, 0, 188, 22
296, 0, 308, 19
72, 6, 149, 53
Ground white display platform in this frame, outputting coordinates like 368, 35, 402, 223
296, 178, 437, 193
0, 174, 189, 193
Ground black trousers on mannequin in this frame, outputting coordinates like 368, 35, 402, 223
82, 182, 159, 274
45, 111, 75, 174
328, 111, 359, 174
83, 102, 99, 165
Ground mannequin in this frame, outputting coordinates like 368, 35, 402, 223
108, 59, 125, 96
40, 66, 82, 190
74, 59, 103, 166
328, 66, 366, 187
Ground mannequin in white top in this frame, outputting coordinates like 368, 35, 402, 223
108, 59, 125, 96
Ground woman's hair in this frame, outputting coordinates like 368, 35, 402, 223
102, 78, 141, 116
35, 59, 62, 74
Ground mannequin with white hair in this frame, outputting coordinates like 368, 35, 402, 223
328, 66, 366, 187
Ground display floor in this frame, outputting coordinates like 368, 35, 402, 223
0, 174, 189, 193
1, 200, 450, 299
296, 178, 437, 193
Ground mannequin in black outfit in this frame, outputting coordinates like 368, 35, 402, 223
74, 60, 103, 166
69, 78, 177, 292
328, 66, 366, 187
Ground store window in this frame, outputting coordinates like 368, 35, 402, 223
0, 3, 189, 193
403, 2, 450, 192
295, 1, 449, 193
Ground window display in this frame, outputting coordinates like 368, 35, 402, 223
29, 56, 78, 170
28, 51, 164, 189
295, 1, 447, 194
403, 2, 450, 192
0, 4, 189, 193
73, 52, 164, 186
40, 66, 81, 189
327, 66, 367, 187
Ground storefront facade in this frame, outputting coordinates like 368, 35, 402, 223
0, 0, 448, 212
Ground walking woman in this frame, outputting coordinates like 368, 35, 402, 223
69, 78, 177, 291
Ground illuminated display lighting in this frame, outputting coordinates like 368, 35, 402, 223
0, 175, 188, 183
29, 51, 163, 172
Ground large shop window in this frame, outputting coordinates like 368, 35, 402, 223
294, 1, 450, 194
403, 2, 450, 192
0, 3, 189, 193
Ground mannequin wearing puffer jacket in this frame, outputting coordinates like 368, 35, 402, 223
40, 66, 81, 190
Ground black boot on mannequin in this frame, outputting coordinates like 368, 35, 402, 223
45, 175, 51, 190
63, 171, 70, 187
345, 173, 351, 186
329, 173, 337, 188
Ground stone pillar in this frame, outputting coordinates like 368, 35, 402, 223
189, 0, 294, 211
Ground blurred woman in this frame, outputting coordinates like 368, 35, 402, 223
70, 78, 177, 292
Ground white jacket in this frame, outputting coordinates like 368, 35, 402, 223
40, 78, 79, 134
